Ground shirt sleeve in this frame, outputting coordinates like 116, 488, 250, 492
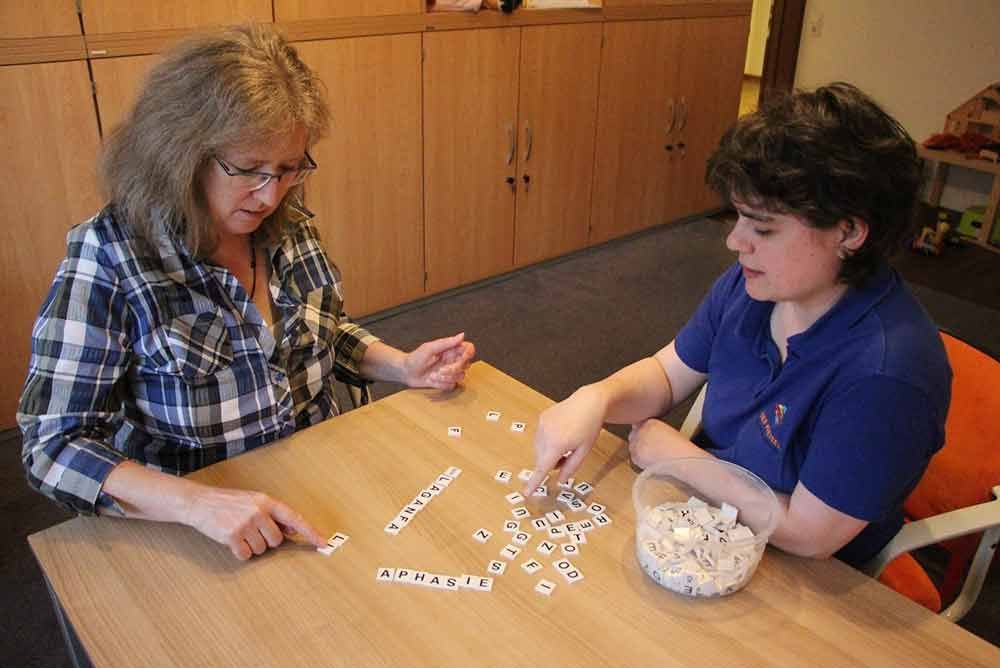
17, 225, 132, 516
289, 221, 380, 387
674, 264, 744, 373
798, 375, 945, 522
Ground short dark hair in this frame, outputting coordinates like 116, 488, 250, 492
706, 82, 921, 286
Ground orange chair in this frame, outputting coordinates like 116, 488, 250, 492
865, 332, 1000, 621
680, 331, 1000, 621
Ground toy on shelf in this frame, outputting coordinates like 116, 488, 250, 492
924, 83, 1000, 161
911, 212, 952, 256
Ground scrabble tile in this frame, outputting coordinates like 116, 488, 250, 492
569, 532, 587, 545
552, 559, 574, 573
547, 526, 566, 541
473, 528, 493, 543
426, 483, 444, 495
720, 502, 739, 526
384, 521, 402, 535
687, 496, 708, 508
505, 492, 526, 505
531, 485, 548, 497
503, 520, 520, 533
564, 522, 578, 534
472, 576, 494, 592
495, 469, 512, 483
328, 532, 349, 546
545, 510, 566, 523
488, 560, 507, 575
460, 575, 477, 589
577, 519, 595, 533
511, 421, 527, 433
410, 571, 431, 587
560, 543, 580, 556
531, 517, 551, 531
401, 505, 419, 517
500, 544, 522, 560
447, 426, 462, 438
394, 568, 415, 584
557, 477, 575, 489
395, 514, 411, 526
376, 568, 396, 582
556, 491, 575, 505
435, 474, 454, 486
518, 469, 534, 482
536, 540, 557, 556
587, 503, 606, 515
535, 579, 557, 596
562, 567, 585, 584
411, 498, 427, 509
511, 507, 530, 519
486, 410, 502, 422
567, 499, 587, 512
592, 513, 612, 527
512, 531, 531, 546
445, 466, 463, 478
521, 559, 543, 574
417, 490, 434, 501
317, 546, 334, 556
573, 481, 594, 497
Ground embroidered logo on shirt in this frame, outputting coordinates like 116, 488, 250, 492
773, 403, 788, 426
758, 410, 782, 450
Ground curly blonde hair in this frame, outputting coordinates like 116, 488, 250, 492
99, 23, 330, 257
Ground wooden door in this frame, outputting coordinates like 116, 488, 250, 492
275, 0, 423, 21
79, 0, 272, 33
0, 61, 103, 427
423, 28, 520, 294
513, 23, 602, 267
673, 16, 750, 216
0, 0, 80, 38
590, 20, 684, 244
297, 34, 424, 317
91, 55, 157, 134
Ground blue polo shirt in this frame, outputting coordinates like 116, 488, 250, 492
674, 263, 951, 567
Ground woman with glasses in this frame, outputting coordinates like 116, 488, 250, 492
18, 24, 474, 561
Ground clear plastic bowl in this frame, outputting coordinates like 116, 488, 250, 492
632, 457, 781, 597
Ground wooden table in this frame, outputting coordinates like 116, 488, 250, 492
918, 145, 1000, 254
29, 362, 1000, 667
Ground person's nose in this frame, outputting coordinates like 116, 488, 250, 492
252, 178, 284, 208
726, 218, 752, 254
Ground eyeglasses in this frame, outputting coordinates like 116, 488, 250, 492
214, 151, 317, 192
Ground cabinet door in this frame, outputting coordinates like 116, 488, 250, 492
275, 0, 423, 21
672, 15, 750, 216
590, 20, 684, 244
513, 23, 602, 267
424, 28, 520, 294
0, 0, 80, 38
91, 55, 157, 134
80, 0, 272, 33
0, 61, 103, 427
297, 35, 424, 317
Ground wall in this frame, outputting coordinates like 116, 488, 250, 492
744, 0, 771, 77
794, 0, 1000, 212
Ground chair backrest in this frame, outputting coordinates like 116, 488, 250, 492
904, 332, 1000, 520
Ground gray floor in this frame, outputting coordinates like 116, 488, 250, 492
3, 216, 998, 666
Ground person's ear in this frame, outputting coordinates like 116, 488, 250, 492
839, 217, 869, 252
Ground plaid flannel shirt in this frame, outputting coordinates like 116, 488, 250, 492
18, 206, 379, 515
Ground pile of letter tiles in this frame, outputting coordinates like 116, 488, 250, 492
636, 497, 762, 597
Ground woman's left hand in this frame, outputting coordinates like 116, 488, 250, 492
402, 332, 475, 390
627, 419, 705, 469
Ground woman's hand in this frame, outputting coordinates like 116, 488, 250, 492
402, 332, 475, 390
627, 418, 706, 470
523, 386, 608, 495
185, 486, 326, 561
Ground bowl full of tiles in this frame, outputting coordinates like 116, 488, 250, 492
632, 457, 781, 598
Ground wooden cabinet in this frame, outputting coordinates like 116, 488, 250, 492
296, 34, 424, 317
424, 24, 602, 292
79, 0, 272, 34
91, 55, 157, 133
0, 60, 103, 424
590, 15, 749, 244
275, 0, 423, 21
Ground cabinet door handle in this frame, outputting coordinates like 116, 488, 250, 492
506, 175, 516, 192
506, 122, 516, 166
665, 98, 676, 136
522, 173, 531, 192
524, 122, 533, 163
677, 97, 688, 133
